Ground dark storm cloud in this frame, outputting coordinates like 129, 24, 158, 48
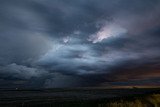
0, 63, 48, 79
0, 0, 160, 88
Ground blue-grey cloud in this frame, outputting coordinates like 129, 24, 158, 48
0, 0, 160, 88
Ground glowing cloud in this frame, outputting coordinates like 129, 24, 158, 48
88, 23, 127, 43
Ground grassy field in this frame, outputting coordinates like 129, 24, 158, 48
6, 94, 159, 107
98, 94, 160, 107
0, 88, 160, 107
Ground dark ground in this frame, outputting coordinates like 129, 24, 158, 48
0, 88, 160, 107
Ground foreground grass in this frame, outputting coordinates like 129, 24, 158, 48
98, 94, 160, 107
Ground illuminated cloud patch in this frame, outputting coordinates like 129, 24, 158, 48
88, 23, 127, 43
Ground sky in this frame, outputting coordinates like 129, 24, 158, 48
0, 0, 160, 88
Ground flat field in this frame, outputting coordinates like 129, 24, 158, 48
0, 88, 160, 107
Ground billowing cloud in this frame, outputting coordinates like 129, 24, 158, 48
0, 0, 160, 88
0, 63, 47, 79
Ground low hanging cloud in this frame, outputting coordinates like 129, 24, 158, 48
44, 73, 82, 88
0, 63, 48, 80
